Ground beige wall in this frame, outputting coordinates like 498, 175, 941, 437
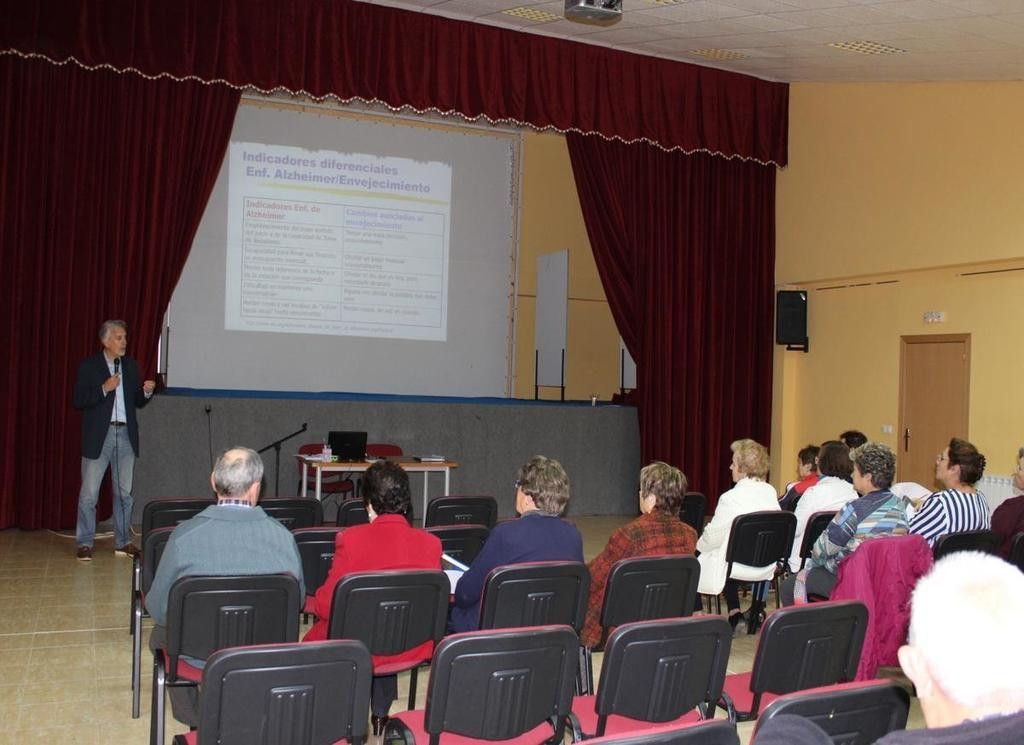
513, 132, 621, 400
773, 82, 1024, 489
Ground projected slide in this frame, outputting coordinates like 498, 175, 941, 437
225, 142, 452, 341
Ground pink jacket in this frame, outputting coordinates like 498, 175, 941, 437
830, 534, 932, 680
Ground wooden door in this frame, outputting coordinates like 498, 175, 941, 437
897, 335, 970, 488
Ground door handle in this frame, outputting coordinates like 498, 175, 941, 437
904, 427, 911, 452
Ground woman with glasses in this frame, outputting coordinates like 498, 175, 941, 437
909, 438, 990, 547
449, 455, 583, 633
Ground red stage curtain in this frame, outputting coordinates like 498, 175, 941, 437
566, 133, 776, 509
0, 0, 788, 165
0, 56, 239, 528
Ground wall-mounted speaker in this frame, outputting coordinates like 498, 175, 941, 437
776, 290, 808, 351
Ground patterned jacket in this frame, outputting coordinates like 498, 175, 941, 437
811, 489, 909, 574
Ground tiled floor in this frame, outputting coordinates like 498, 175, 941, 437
0, 518, 921, 744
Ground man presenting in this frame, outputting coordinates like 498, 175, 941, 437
73, 320, 155, 560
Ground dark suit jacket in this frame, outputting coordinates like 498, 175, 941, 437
73, 352, 150, 458
303, 514, 442, 668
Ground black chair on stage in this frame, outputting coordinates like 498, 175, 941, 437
384, 625, 579, 745
424, 495, 498, 528
260, 497, 323, 529
171, 640, 373, 745
425, 524, 490, 564
754, 679, 910, 745
932, 529, 1000, 561
150, 574, 301, 745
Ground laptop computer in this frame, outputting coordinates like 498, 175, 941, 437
327, 431, 368, 461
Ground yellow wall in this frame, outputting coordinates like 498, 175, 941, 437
513, 132, 621, 400
773, 82, 1024, 488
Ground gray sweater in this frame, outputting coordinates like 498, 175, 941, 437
145, 504, 304, 625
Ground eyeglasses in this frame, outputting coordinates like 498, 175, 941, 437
935, 452, 949, 464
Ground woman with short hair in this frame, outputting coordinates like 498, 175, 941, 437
580, 461, 698, 647
787, 440, 858, 571
910, 437, 990, 547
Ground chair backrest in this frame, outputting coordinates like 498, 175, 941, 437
292, 527, 344, 597
932, 529, 1001, 561
478, 561, 590, 632
725, 510, 797, 573
260, 498, 323, 530
601, 555, 700, 629
141, 498, 214, 538
336, 500, 370, 526
327, 570, 450, 657
583, 720, 739, 745
800, 511, 839, 561
195, 640, 372, 745
425, 524, 490, 564
424, 495, 498, 528
1009, 532, 1024, 573
595, 617, 733, 732
366, 442, 403, 457
141, 526, 175, 594
749, 600, 868, 699
679, 492, 707, 536
165, 575, 301, 679
421, 626, 579, 743
755, 679, 910, 745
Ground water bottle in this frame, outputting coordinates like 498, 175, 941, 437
322, 440, 332, 461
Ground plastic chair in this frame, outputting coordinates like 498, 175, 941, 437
131, 526, 174, 718
424, 524, 490, 564
170, 640, 373, 745
296, 442, 354, 500
336, 500, 370, 526
571, 617, 733, 740
1009, 531, 1024, 573
719, 600, 868, 722
327, 570, 450, 710
292, 526, 344, 618
798, 511, 838, 571
932, 528, 1001, 561
384, 625, 579, 745
366, 442, 403, 457
580, 555, 701, 693
478, 560, 590, 632
260, 497, 323, 529
581, 720, 739, 745
704, 510, 796, 616
754, 679, 910, 745
424, 495, 498, 528
680, 492, 707, 536
150, 574, 301, 745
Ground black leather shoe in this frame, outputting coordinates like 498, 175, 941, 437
371, 714, 389, 736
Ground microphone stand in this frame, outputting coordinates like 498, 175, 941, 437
258, 423, 308, 498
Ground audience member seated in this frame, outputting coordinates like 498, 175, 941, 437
580, 461, 698, 647
781, 442, 908, 605
787, 440, 857, 572
450, 455, 584, 633
697, 438, 780, 634
778, 444, 820, 511
839, 429, 867, 451
145, 446, 305, 721
991, 445, 1024, 559
756, 552, 1024, 745
303, 460, 441, 731
910, 437, 990, 547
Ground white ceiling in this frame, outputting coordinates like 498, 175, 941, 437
356, 0, 1024, 83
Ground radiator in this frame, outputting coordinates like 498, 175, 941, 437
978, 474, 1021, 512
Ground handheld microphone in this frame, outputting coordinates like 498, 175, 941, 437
113, 357, 121, 375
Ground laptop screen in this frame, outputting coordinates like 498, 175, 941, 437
327, 431, 368, 461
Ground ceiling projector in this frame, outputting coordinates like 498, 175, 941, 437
564, 0, 623, 24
